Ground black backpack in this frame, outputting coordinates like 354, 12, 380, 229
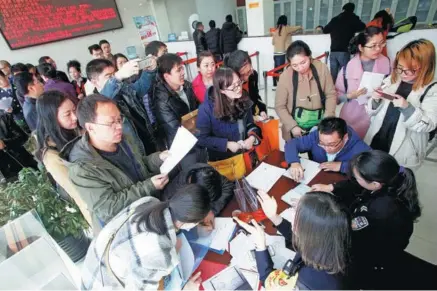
419, 82, 437, 141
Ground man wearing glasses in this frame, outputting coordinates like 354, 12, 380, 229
285, 117, 370, 181
61, 94, 169, 233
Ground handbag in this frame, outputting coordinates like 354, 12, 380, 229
256, 119, 280, 151
181, 109, 198, 134
208, 153, 246, 181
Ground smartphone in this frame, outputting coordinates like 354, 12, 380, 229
138, 55, 154, 70
375, 89, 397, 100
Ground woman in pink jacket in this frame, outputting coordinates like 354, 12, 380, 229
336, 26, 391, 138
192, 51, 216, 103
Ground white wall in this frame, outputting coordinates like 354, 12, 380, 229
0, 0, 156, 76
151, 0, 172, 42
164, 0, 197, 39
195, 0, 237, 29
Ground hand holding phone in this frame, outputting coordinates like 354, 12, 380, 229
374, 89, 396, 100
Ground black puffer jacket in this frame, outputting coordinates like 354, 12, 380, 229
247, 70, 267, 115
0, 112, 36, 179
152, 77, 199, 148
193, 29, 208, 55
220, 22, 242, 54
206, 28, 221, 55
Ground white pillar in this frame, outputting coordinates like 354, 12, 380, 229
246, 0, 274, 37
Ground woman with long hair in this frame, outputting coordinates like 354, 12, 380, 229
36, 90, 91, 225
336, 26, 391, 138
196, 67, 262, 162
235, 190, 350, 289
192, 51, 216, 103
275, 40, 337, 140
365, 39, 437, 170
312, 150, 421, 289
271, 15, 302, 87
81, 184, 211, 290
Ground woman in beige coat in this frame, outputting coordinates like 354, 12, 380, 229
275, 40, 337, 141
271, 15, 302, 87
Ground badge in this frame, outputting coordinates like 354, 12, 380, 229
351, 216, 369, 231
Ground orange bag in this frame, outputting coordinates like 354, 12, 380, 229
256, 119, 280, 151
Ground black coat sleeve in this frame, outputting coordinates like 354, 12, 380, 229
211, 175, 234, 215
0, 114, 28, 148
332, 179, 362, 206
255, 249, 275, 283
248, 71, 267, 114
155, 99, 180, 147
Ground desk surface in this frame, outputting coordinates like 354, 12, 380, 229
204, 150, 346, 265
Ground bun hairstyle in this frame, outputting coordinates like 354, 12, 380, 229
348, 26, 384, 55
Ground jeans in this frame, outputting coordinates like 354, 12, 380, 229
273, 54, 286, 86
329, 51, 350, 83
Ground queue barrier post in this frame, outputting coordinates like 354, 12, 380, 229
263, 71, 268, 106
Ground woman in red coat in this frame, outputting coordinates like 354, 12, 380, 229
192, 51, 216, 103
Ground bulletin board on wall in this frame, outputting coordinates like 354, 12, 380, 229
0, 0, 123, 50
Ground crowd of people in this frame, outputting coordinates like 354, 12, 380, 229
0, 5, 435, 290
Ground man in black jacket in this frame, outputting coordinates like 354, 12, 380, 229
323, 3, 365, 81
220, 15, 242, 55
206, 20, 222, 61
193, 22, 208, 56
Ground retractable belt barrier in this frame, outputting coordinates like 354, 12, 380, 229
262, 51, 330, 108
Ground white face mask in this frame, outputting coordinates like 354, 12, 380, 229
179, 222, 199, 231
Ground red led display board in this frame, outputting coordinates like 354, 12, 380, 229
0, 0, 123, 50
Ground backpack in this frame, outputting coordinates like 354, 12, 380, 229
387, 16, 417, 39
419, 82, 437, 141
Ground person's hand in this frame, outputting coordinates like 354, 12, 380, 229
291, 126, 303, 138
6, 107, 12, 113
144, 56, 158, 71
259, 111, 268, 120
115, 59, 140, 80
347, 87, 367, 99
392, 95, 409, 109
243, 136, 256, 150
234, 217, 266, 251
151, 174, 169, 190
159, 150, 170, 161
0, 140, 5, 150
78, 93, 85, 100
257, 190, 283, 226
183, 272, 202, 291
201, 210, 215, 231
227, 141, 242, 153
320, 161, 342, 172
372, 88, 383, 102
311, 184, 334, 193
289, 162, 304, 182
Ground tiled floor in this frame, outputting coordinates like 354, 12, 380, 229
260, 86, 437, 266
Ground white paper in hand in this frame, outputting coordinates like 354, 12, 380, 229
281, 184, 311, 206
357, 72, 385, 105
160, 127, 197, 174
0, 97, 13, 111
283, 158, 321, 185
245, 162, 285, 191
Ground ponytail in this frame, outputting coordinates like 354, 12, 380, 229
134, 200, 170, 236
397, 168, 422, 221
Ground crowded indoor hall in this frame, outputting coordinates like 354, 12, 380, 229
0, 0, 436, 289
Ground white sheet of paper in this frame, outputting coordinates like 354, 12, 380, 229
0, 97, 13, 110
230, 233, 257, 271
281, 184, 311, 206
202, 266, 251, 290
177, 233, 194, 281
279, 208, 296, 224
240, 269, 259, 290
271, 247, 297, 269
283, 158, 321, 185
209, 218, 236, 251
245, 162, 286, 191
160, 127, 198, 174
357, 72, 385, 105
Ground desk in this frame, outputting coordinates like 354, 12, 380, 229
204, 150, 346, 265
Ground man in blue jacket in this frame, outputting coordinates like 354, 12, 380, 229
285, 117, 370, 180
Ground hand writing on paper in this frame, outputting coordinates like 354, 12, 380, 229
227, 141, 242, 153
183, 272, 202, 290
392, 95, 409, 109
201, 210, 215, 231
243, 136, 256, 150
311, 184, 334, 193
347, 87, 367, 99
151, 174, 169, 190
159, 150, 170, 161
233, 218, 266, 251
257, 190, 283, 226
319, 161, 341, 172
289, 162, 304, 182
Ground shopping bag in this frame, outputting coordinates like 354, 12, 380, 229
208, 153, 246, 181
256, 119, 279, 152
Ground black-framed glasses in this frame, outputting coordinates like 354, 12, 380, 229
395, 67, 419, 76
364, 42, 387, 50
91, 116, 125, 129
318, 138, 343, 149
225, 81, 243, 93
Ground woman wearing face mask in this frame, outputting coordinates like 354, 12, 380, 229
312, 150, 421, 289
36, 90, 92, 226
225, 50, 268, 120
81, 184, 210, 290
192, 51, 216, 103
67, 60, 87, 99
365, 39, 437, 170
197, 67, 262, 162
234, 190, 350, 290
336, 26, 391, 139
275, 40, 337, 141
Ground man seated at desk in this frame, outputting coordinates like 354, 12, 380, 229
285, 117, 370, 181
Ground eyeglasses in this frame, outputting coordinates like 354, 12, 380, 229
364, 42, 387, 50
318, 138, 343, 149
91, 116, 125, 129
395, 67, 419, 76
225, 81, 243, 93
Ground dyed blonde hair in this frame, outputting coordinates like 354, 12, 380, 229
391, 39, 436, 91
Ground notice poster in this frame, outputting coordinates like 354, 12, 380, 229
133, 16, 159, 46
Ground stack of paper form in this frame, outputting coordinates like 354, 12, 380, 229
245, 162, 286, 191
160, 127, 197, 174
356, 72, 385, 105
283, 158, 321, 185
281, 184, 311, 206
